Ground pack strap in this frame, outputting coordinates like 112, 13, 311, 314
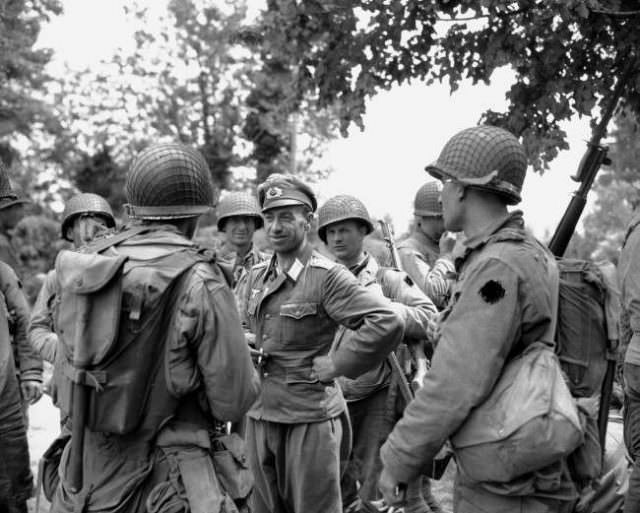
546, 257, 561, 343
89, 224, 154, 254
62, 361, 107, 390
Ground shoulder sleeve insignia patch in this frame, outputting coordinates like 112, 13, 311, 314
479, 280, 505, 304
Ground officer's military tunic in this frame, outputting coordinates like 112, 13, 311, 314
396, 231, 453, 309
381, 212, 577, 513
242, 243, 404, 513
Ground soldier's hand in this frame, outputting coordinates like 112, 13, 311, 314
439, 232, 456, 256
426, 313, 442, 345
21, 380, 44, 404
311, 355, 337, 383
378, 468, 406, 509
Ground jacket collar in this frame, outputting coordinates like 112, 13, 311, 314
463, 210, 525, 251
263, 241, 314, 284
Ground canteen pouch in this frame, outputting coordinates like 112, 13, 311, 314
167, 446, 239, 513
451, 341, 584, 483
211, 433, 254, 500
54, 250, 128, 422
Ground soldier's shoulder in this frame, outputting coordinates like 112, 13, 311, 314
377, 266, 414, 288
309, 252, 337, 271
0, 260, 18, 282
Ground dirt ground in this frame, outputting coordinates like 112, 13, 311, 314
25, 397, 455, 512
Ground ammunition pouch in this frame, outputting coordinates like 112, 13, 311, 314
211, 433, 254, 501
154, 424, 253, 513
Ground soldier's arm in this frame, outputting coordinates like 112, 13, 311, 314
168, 267, 259, 422
0, 236, 20, 271
621, 230, 640, 338
398, 247, 453, 309
379, 269, 437, 340
28, 270, 59, 363
0, 263, 42, 381
323, 266, 404, 379
380, 257, 520, 483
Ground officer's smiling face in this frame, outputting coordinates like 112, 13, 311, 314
325, 220, 366, 266
263, 205, 311, 254
225, 215, 256, 247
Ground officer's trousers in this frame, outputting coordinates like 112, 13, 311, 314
246, 417, 343, 513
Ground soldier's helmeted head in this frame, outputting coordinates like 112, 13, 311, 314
413, 181, 446, 241
0, 160, 30, 231
317, 195, 373, 266
426, 125, 527, 232
258, 174, 316, 255
62, 193, 116, 247
125, 143, 214, 238
216, 192, 263, 249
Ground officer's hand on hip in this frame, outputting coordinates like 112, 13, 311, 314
378, 467, 406, 509
311, 355, 337, 383
21, 379, 44, 404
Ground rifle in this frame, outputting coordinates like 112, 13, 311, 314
379, 220, 429, 391
549, 55, 636, 452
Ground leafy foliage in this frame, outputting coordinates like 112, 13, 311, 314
11, 214, 68, 302
574, 109, 640, 261
251, 0, 640, 171
0, 0, 62, 146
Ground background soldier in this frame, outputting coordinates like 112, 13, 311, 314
397, 181, 454, 309
51, 143, 259, 513
0, 260, 36, 513
241, 174, 404, 513
29, 192, 116, 363
0, 161, 30, 273
619, 208, 640, 512
216, 191, 269, 289
317, 194, 439, 513
379, 126, 576, 512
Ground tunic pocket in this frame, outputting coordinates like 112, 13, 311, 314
279, 302, 319, 347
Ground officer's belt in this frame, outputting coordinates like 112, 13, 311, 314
260, 358, 318, 382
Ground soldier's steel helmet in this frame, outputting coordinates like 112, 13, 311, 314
216, 192, 264, 231
61, 193, 116, 241
414, 181, 443, 217
0, 160, 31, 211
317, 195, 374, 243
425, 125, 527, 205
125, 143, 214, 220
258, 173, 317, 213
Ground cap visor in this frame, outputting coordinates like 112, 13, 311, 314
262, 198, 310, 212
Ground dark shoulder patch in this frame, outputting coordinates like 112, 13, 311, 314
479, 280, 505, 304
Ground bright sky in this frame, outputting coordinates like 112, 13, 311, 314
39, 0, 597, 238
